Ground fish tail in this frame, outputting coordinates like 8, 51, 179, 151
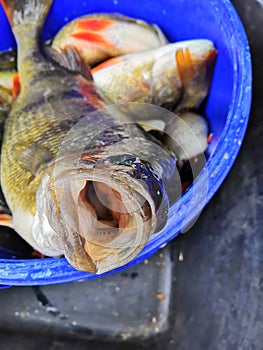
0, 0, 53, 29
1, 0, 54, 88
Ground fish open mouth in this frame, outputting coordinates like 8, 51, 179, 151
36, 163, 158, 274
78, 181, 135, 244
58, 170, 157, 273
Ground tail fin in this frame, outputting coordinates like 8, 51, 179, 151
0, 0, 53, 28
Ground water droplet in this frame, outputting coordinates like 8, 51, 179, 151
152, 316, 157, 324
238, 139, 242, 146
245, 85, 251, 92
223, 152, 229, 160
178, 251, 184, 261
178, 208, 184, 216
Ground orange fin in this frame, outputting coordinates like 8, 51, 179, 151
11, 73, 21, 100
175, 48, 217, 109
33, 251, 45, 259
0, 0, 14, 26
76, 18, 116, 31
176, 48, 199, 85
207, 133, 213, 143
204, 49, 218, 85
70, 31, 114, 49
0, 213, 12, 228
76, 74, 105, 109
91, 56, 122, 73
176, 48, 217, 87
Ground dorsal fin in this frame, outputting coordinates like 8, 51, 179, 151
50, 46, 93, 81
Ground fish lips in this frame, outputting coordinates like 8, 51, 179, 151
41, 164, 161, 274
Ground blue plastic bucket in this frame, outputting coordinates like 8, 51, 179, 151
0, 0, 252, 286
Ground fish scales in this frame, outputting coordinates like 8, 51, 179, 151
2, 60, 105, 212
0, 0, 179, 273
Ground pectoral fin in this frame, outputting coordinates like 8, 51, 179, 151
175, 47, 217, 110
14, 141, 53, 177
11, 73, 21, 100
0, 213, 12, 227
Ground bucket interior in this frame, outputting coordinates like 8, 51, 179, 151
0, 0, 251, 285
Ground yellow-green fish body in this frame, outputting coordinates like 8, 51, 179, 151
0, 0, 178, 274
0, 0, 106, 269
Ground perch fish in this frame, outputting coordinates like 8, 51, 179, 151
0, 0, 179, 274
52, 13, 167, 67
92, 40, 217, 111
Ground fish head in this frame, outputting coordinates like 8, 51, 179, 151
33, 151, 169, 274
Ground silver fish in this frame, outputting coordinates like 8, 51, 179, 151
92, 40, 217, 111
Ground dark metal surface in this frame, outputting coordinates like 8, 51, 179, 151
0, 0, 262, 349
167, 1, 263, 348
0, 249, 173, 350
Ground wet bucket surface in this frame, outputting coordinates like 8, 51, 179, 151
0, 0, 252, 285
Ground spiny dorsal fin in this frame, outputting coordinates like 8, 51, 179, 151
50, 46, 93, 81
